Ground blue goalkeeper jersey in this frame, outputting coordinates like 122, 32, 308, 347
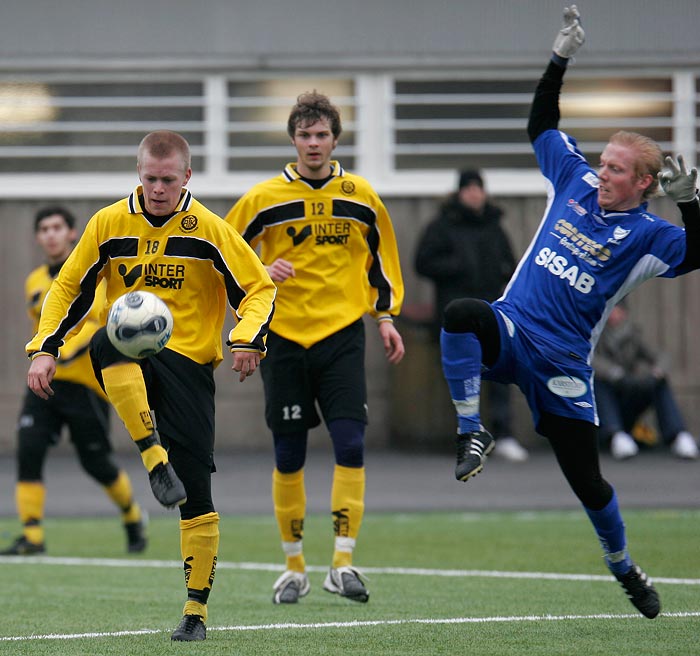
495, 128, 687, 364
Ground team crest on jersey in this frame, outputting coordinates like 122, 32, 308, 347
180, 215, 198, 232
613, 226, 630, 241
340, 180, 356, 195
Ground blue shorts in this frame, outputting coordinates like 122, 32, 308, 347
484, 304, 597, 429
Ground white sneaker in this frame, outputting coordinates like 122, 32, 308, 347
322, 566, 369, 602
272, 570, 310, 604
611, 432, 639, 460
670, 431, 699, 460
493, 437, 529, 462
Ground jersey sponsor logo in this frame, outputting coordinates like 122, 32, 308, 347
553, 219, 611, 263
534, 247, 596, 293
286, 222, 352, 246
286, 225, 312, 245
118, 263, 143, 287
567, 199, 587, 217
144, 262, 185, 289
574, 401, 593, 408
117, 262, 185, 289
547, 375, 587, 398
340, 180, 356, 195
179, 215, 198, 233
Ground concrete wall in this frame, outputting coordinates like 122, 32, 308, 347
3, 1, 700, 71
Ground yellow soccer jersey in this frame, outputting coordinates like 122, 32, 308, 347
27, 187, 276, 367
25, 263, 107, 397
225, 161, 404, 348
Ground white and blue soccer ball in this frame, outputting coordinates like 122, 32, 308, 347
106, 291, 173, 359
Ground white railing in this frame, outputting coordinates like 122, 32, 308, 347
0, 70, 697, 199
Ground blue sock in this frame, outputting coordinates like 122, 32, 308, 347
440, 329, 482, 434
584, 489, 632, 575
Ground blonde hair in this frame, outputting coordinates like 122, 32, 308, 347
608, 131, 664, 199
137, 130, 191, 171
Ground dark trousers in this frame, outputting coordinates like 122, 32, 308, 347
595, 377, 686, 446
483, 380, 513, 438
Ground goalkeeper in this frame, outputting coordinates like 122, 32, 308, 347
25, 131, 277, 642
439, 5, 700, 620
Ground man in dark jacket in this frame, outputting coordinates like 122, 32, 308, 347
415, 170, 528, 461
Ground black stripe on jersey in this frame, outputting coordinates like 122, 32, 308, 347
365, 224, 392, 312
164, 236, 273, 349
332, 199, 392, 311
104, 237, 140, 259
243, 201, 306, 242
39, 237, 138, 355
332, 199, 376, 226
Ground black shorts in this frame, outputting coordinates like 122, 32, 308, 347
260, 319, 368, 434
18, 380, 110, 450
90, 327, 216, 469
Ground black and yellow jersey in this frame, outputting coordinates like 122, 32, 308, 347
225, 161, 404, 348
25, 263, 107, 398
27, 186, 277, 367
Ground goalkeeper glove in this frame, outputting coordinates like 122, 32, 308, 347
552, 5, 585, 58
658, 155, 698, 203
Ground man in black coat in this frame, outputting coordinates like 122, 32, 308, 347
415, 170, 528, 461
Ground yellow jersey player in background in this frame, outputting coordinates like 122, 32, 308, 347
226, 92, 405, 605
2, 206, 147, 556
26, 132, 277, 642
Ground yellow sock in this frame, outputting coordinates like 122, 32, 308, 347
180, 512, 220, 623
331, 465, 365, 568
272, 468, 306, 572
101, 362, 154, 440
16, 481, 45, 545
104, 471, 141, 523
101, 363, 168, 471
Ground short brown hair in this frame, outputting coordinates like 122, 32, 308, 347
608, 131, 664, 199
137, 130, 191, 171
287, 91, 342, 139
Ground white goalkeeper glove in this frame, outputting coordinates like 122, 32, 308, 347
658, 155, 698, 203
552, 5, 585, 58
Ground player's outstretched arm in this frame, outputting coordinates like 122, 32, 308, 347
552, 5, 585, 60
527, 6, 585, 143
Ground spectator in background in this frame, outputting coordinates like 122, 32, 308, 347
593, 302, 699, 460
415, 170, 528, 462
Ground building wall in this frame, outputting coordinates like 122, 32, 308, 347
3, 1, 700, 71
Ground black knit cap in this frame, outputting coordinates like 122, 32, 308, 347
458, 170, 484, 189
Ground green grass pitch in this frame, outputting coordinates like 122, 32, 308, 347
1, 509, 698, 655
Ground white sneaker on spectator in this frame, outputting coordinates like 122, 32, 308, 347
493, 436, 529, 462
670, 431, 699, 460
611, 431, 639, 460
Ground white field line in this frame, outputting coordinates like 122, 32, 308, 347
1, 555, 699, 586
2, 612, 700, 643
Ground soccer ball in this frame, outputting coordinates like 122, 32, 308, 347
106, 291, 173, 359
